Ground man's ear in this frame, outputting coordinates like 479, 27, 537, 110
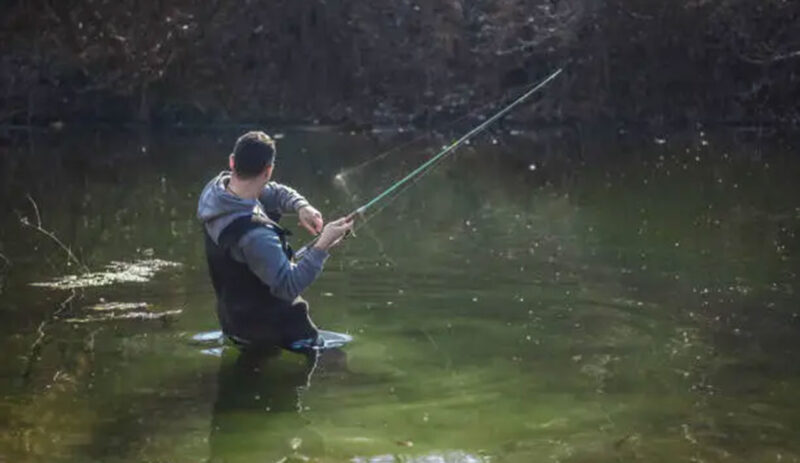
228, 154, 235, 171
264, 164, 274, 181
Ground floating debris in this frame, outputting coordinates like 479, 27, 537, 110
139, 248, 155, 257
289, 437, 303, 451
63, 309, 182, 324
191, 330, 225, 343
614, 433, 641, 450
200, 347, 226, 357
31, 259, 181, 289
86, 302, 149, 312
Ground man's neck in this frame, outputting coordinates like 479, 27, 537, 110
227, 174, 265, 200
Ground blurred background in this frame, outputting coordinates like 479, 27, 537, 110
0, 2, 799, 463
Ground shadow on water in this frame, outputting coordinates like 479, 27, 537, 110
63, 343, 352, 463
209, 347, 349, 463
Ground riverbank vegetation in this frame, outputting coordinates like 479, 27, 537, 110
1, 0, 798, 129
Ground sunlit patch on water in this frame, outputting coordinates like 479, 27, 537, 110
63, 308, 182, 324
57, 300, 182, 323
188, 331, 230, 356
191, 330, 225, 344
351, 450, 488, 463
200, 347, 226, 357
29, 259, 181, 289
87, 301, 150, 311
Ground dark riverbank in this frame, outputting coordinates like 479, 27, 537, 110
2, 1, 798, 130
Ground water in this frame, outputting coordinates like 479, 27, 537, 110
0, 128, 798, 462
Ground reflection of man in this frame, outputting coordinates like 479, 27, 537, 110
209, 348, 348, 463
197, 131, 353, 350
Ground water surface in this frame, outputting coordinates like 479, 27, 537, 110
0, 128, 798, 463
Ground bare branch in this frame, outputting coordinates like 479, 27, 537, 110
26, 193, 42, 227
22, 289, 77, 379
740, 49, 800, 65
20, 194, 89, 272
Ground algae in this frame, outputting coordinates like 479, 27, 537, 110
30, 259, 181, 289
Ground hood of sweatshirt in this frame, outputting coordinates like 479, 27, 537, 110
197, 171, 259, 244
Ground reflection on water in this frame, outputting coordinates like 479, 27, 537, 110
351, 450, 488, 463
30, 258, 181, 289
0, 128, 798, 462
210, 347, 348, 463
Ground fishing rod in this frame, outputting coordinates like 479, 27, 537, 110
295, 67, 564, 259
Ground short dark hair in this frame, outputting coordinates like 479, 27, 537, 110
232, 131, 276, 178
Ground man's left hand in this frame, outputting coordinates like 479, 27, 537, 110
298, 205, 324, 235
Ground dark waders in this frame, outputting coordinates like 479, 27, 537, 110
204, 214, 320, 352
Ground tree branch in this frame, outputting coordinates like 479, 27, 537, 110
740, 49, 800, 65
20, 194, 89, 272
22, 289, 77, 379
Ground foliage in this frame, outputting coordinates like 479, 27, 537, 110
0, 0, 798, 127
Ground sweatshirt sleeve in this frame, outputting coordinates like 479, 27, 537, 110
259, 182, 310, 214
237, 228, 329, 301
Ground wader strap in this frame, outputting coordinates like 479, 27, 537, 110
217, 214, 294, 260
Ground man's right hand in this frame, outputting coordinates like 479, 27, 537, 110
313, 216, 354, 251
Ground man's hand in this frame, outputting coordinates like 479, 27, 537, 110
298, 205, 324, 235
313, 216, 355, 251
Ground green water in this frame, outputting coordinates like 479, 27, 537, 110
0, 128, 798, 463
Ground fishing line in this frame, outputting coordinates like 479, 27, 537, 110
336, 113, 477, 181
332, 74, 562, 220
332, 114, 477, 258
335, 70, 562, 183
296, 67, 564, 259
332, 165, 398, 263
333, 171, 357, 203
355, 140, 458, 230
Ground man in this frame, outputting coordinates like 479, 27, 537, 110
197, 131, 353, 351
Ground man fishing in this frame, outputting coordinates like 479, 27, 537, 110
197, 131, 353, 351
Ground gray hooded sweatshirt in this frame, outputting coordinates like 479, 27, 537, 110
197, 171, 329, 301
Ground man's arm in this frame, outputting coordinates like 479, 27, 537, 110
237, 228, 329, 301
259, 182, 309, 214
260, 181, 323, 235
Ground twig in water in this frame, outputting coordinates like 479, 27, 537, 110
0, 247, 10, 288
19, 194, 89, 272
0, 251, 8, 296
421, 329, 452, 371
22, 289, 78, 380
28, 193, 41, 226
63, 308, 183, 324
